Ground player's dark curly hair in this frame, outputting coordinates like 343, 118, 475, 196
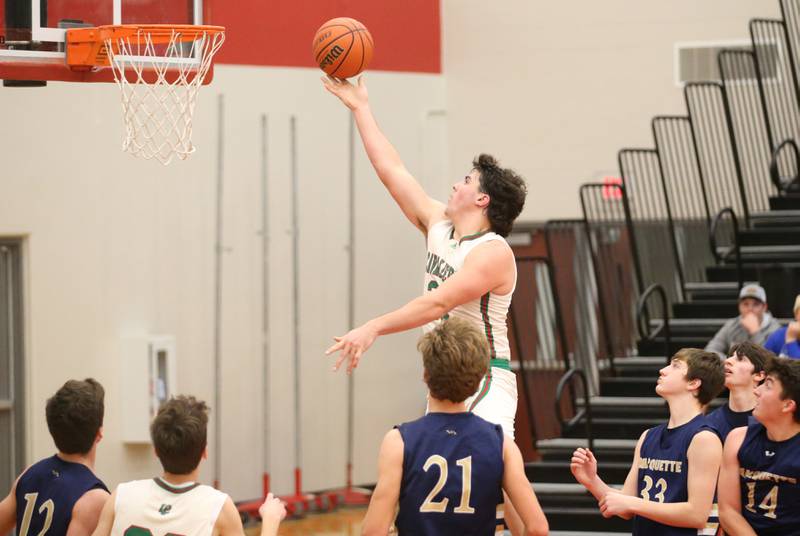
473, 154, 527, 237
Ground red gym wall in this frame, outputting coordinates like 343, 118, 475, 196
0, 0, 441, 74
208, 0, 441, 73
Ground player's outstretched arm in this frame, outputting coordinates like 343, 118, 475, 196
718, 427, 757, 536
327, 240, 512, 373
361, 429, 404, 536
605, 430, 722, 528
321, 76, 445, 234
0, 476, 19, 535
89, 488, 117, 536
502, 436, 549, 536
67, 488, 110, 536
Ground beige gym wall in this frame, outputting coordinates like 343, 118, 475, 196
0, 68, 444, 500
443, 0, 780, 221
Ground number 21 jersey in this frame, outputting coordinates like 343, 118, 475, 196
395, 412, 504, 535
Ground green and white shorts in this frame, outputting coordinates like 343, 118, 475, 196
464, 359, 518, 439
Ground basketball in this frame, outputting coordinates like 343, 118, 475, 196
312, 17, 373, 79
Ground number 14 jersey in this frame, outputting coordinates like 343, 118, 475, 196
738, 422, 800, 535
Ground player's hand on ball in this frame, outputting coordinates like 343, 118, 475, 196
326, 322, 379, 374
570, 447, 598, 485
321, 75, 368, 111
599, 491, 633, 518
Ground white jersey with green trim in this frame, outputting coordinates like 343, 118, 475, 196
109, 478, 227, 536
423, 219, 515, 360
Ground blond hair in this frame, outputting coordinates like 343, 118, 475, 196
418, 318, 489, 403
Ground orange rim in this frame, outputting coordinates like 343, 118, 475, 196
66, 24, 225, 70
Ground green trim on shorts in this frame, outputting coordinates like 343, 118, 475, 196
490, 358, 510, 370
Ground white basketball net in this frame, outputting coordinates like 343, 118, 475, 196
105, 28, 225, 165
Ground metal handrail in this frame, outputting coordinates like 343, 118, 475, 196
769, 139, 800, 193
555, 368, 594, 453
636, 283, 672, 363
709, 207, 743, 290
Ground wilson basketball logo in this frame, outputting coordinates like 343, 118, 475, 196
319, 45, 345, 69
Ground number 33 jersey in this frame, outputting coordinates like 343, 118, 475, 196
634, 414, 719, 536
110, 478, 228, 536
738, 421, 800, 535
395, 412, 504, 536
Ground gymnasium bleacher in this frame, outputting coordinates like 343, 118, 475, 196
510, 0, 800, 533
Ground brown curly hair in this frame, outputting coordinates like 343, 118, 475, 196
418, 317, 489, 403
151, 396, 209, 474
473, 154, 527, 237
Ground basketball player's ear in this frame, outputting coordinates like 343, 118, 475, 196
202, 446, 209, 460
95, 426, 104, 444
754, 370, 766, 383
686, 377, 701, 394
476, 192, 490, 209
783, 398, 797, 417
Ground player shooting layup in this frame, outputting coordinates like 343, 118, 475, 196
322, 75, 528, 533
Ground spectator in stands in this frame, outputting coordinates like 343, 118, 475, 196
705, 284, 780, 358
764, 294, 800, 359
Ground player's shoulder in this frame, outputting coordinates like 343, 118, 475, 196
688, 428, 723, 453
723, 426, 748, 452
726, 425, 748, 442
464, 237, 514, 266
72, 487, 110, 516
383, 427, 404, 447
424, 217, 451, 239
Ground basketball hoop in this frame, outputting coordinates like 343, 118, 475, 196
67, 25, 225, 164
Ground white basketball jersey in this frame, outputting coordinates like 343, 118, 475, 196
110, 478, 227, 536
423, 220, 515, 360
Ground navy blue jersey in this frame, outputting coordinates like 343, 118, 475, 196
633, 414, 719, 536
15, 455, 108, 536
706, 404, 752, 443
738, 422, 800, 535
395, 412, 504, 536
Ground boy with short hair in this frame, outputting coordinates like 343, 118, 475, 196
361, 317, 548, 536
706, 341, 773, 442
718, 357, 800, 535
571, 349, 725, 535
91, 396, 285, 536
0, 378, 109, 536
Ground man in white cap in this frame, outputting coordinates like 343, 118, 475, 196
765, 294, 800, 359
705, 284, 780, 358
